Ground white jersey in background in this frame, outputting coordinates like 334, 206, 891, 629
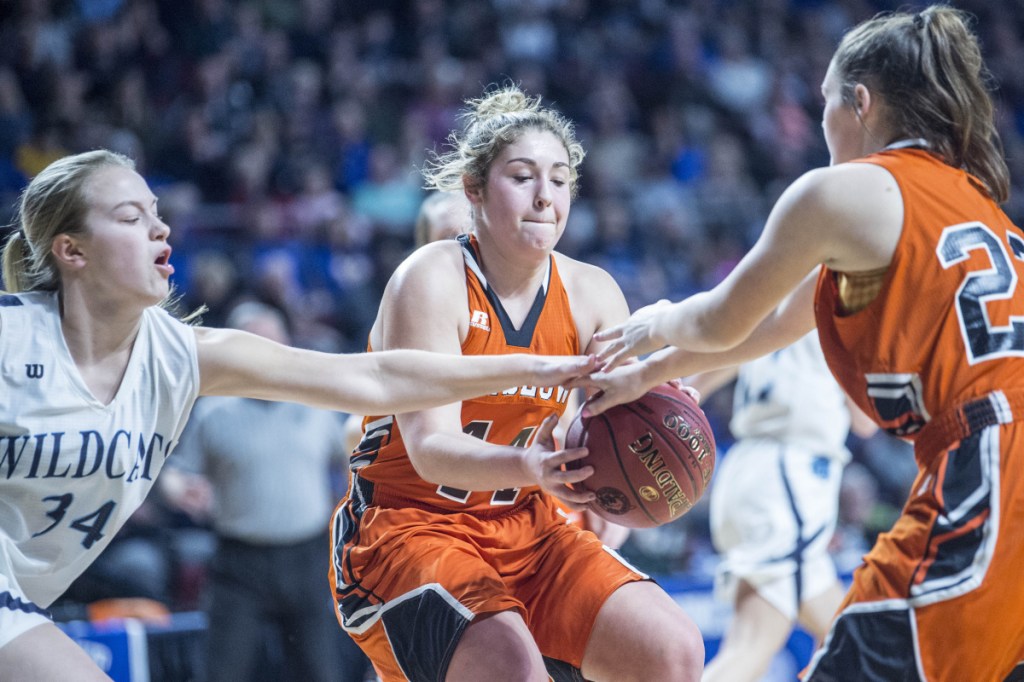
730, 331, 851, 461
710, 330, 855, 621
0, 291, 199, 609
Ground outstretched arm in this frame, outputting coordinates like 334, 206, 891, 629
195, 326, 594, 415
683, 366, 740, 403
579, 271, 817, 416
594, 163, 901, 370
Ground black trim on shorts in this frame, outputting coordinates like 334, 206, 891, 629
778, 448, 805, 611
544, 656, 589, 682
807, 608, 920, 681
382, 588, 471, 682
914, 431, 989, 591
770, 448, 828, 614
877, 428, 999, 613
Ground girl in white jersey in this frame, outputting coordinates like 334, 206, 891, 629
0, 149, 595, 681
687, 332, 875, 682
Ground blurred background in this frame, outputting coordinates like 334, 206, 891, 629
0, 0, 1021, 680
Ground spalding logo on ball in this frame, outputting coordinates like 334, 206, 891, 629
565, 382, 716, 529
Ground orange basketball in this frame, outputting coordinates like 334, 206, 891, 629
565, 383, 716, 528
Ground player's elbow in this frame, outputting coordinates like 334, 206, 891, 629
405, 444, 444, 484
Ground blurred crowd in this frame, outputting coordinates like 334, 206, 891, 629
1, 0, 1022, 621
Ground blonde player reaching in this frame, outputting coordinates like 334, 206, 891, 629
0, 150, 595, 681
688, 332, 875, 682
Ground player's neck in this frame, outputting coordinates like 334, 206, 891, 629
58, 287, 144, 366
474, 244, 548, 300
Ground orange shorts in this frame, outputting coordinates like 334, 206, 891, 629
805, 414, 1024, 681
329, 491, 646, 682
554, 500, 587, 531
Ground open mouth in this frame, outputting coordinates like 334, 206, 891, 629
154, 249, 174, 275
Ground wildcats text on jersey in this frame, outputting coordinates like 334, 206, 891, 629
0, 429, 173, 482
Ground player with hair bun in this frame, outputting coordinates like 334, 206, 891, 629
331, 85, 703, 681
352, 186, 632, 549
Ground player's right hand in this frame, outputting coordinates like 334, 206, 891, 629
523, 414, 596, 507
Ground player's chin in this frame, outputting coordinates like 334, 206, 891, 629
522, 228, 559, 251
143, 282, 171, 306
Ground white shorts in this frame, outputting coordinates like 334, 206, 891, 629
709, 438, 843, 620
0, 572, 51, 649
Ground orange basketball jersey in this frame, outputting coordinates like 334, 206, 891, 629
809, 147, 1024, 682
350, 234, 580, 514
816, 148, 1024, 447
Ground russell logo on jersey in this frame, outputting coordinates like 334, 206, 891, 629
470, 310, 491, 331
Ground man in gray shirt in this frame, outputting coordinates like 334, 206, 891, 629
162, 301, 371, 682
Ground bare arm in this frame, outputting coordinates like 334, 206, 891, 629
581, 270, 818, 416
684, 366, 740, 404
596, 163, 902, 368
195, 327, 594, 416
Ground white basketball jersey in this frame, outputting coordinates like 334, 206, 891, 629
729, 331, 851, 460
0, 291, 199, 607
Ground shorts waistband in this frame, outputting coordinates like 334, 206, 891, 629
915, 389, 1024, 460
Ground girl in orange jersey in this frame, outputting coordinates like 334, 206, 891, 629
347, 188, 632, 550
581, 6, 1024, 681
330, 85, 704, 681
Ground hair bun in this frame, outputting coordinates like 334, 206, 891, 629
471, 86, 538, 119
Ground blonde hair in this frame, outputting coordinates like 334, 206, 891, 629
423, 84, 585, 198
2, 149, 135, 292
833, 5, 1009, 202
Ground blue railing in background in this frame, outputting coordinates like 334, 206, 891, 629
63, 576, 821, 682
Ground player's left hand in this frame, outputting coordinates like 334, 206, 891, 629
666, 378, 701, 404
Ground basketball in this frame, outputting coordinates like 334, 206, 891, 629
565, 383, 716, 529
